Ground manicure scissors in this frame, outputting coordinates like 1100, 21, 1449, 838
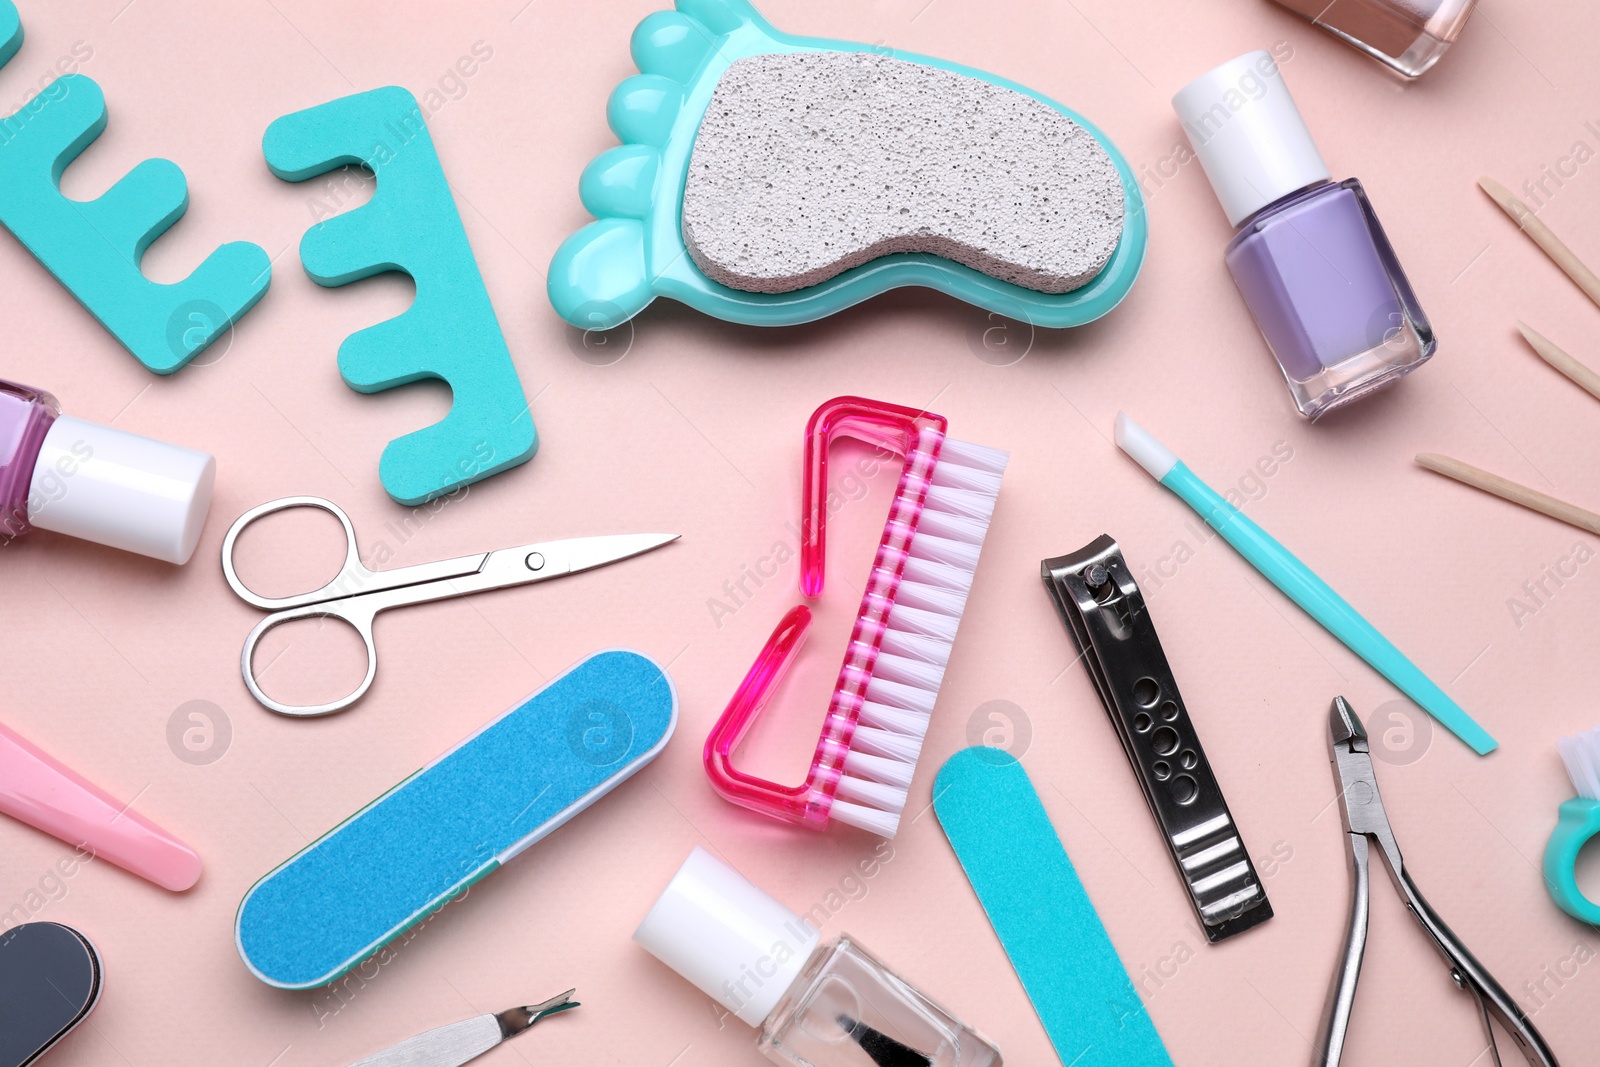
1315, 697, 1558, 1067
222, 496, 677, 718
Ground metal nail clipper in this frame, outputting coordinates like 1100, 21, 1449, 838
1042, 534, 1272, 941
1316, 698, 1559, 1066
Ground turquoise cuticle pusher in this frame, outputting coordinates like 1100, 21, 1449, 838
1114, 413, 1498, 756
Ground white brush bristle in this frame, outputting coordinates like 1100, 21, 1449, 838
1559, 727, 1600, 800
833, 434, 1008, 839
830, 799, 901, 838
879, 629, 951, 667
858, 700, 930, 738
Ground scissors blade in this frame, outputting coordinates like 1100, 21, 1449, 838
468, 533, 679, 592
545, 533, 680, 574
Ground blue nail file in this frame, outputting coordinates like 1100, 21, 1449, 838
933, 747, 1173, 1067
236, 649, 677, 990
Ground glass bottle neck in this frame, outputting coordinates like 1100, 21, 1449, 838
1237, 177, 1341, 231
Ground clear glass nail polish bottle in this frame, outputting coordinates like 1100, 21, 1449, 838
635, 847, 1002, 1067
1269, 0, 1477, 79
0, 377, 216, 563
1172, 51, 1434, 420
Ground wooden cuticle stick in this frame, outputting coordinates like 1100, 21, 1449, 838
1517, 321, 1600, 402
1479, 177, 1600, 311
1416, 452, 1600, 537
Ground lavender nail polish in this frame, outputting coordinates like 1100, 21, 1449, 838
1173, 51, 1434, 420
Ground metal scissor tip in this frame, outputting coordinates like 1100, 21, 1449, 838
1329, 696, 1364, 746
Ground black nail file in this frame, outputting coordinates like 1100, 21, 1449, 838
0, 922, 101, 1067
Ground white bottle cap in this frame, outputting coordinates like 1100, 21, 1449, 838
634, 847, 821, 1027
1171, 50, 1331, 227
27, 415, 216, 564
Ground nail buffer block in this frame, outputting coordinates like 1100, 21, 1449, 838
933, 747, 1173, 1067
236, 649, 677, 990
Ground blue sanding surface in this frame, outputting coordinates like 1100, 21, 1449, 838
236, 650, 676, 989
934, 746, 1173, 1067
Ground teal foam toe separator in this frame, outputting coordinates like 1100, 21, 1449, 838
263, 86, 536, 506
934, 747, 1173, 1067
0, 1, 270, 374
548, 0, 1146, 331
235, 649, 677, 990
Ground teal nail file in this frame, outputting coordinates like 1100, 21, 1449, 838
933, 747, 1174, 1067
236, 650, 677, 990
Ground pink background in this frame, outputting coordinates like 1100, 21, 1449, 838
3, 0, 1599, 1064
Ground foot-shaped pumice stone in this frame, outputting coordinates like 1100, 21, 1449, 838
682, 51, 1125, 295
547, 0, 1146, 331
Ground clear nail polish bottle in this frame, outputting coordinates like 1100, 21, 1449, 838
1172, 51, 1434, 420
635, 847, 1002, 1067
1269, 0, 1477, 78
0, 377, 216, 563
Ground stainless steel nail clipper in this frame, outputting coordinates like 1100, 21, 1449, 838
1042, 534, 1272, 942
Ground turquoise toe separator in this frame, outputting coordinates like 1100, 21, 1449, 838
263, 86, 536, 506
0, 1, 269, 374
548, 0, 1147, 331
1544, 797, 1600, 925
934, 747, 1174, 1067
235, 649, 678, 990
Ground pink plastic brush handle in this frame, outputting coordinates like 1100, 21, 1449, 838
703, 605, 823, 824
703, 397, 946, 829
0, 722, 201, 892
801, 396, 947, 596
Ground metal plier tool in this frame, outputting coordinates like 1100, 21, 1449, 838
1315, 697, 1559, 1066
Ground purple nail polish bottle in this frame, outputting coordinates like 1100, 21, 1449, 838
1173, 51, 1434, 420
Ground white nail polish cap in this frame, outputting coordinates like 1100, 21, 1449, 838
1172, 50, 1331, 227
27, 416, 216, 565
634, 847, 821, 1027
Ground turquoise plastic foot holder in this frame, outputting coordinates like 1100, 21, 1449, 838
264, 87, 536, 506
236, 649, 677, 990
1545, 797, 1600, 925
0, 1, 270, 373
548, 0, 1147, 332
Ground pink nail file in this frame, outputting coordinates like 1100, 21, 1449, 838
0, 722, 200, 892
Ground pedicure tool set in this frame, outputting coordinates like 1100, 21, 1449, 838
0, 0, 1587, 1064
